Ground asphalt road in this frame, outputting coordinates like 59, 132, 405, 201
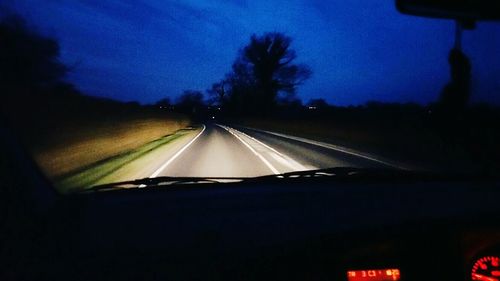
151, 123, 395, 178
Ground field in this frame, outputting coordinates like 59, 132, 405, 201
235, 104, 500, 173
3, 91, 190, 191
31, 115, 189, 179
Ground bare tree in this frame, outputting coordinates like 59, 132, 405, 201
176, 90, 205, 114
207, 80, 227, 106
0, 15, 67, 95
229, 32, 312, 111
155, 97, 172, 109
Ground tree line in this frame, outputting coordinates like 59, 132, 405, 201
0, 14, 158, 116
158, 32, 313, 117
0, 13, 314, 120
1, 14, 68, 101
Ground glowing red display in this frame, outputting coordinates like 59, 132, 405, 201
472, 256, 500, 281
347, 269, 401, 281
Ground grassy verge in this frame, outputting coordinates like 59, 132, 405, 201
3, 92, 191, 191
30, 116, 189, 178
237, 116, 498, 173
55, 128, 193, 192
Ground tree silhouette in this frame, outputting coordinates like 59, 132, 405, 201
176, 90, 205, 114
206, 81, 227, 106
0, 15, 67, 97
155, 97, 172, 109
307, 98, 329, 108
225, 32, 311, 114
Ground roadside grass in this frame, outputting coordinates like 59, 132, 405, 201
31, 117, 189, 178
3, 92, 190, 179
55, 128, 194, 192
237, 117, 498, 173
2, 85, 193, 193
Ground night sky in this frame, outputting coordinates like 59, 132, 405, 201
2, 0, 500, 105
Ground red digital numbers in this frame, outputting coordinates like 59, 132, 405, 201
347, 269, 401, 281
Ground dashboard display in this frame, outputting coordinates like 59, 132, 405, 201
347, 269, 401, 281
472, 256, 500, 281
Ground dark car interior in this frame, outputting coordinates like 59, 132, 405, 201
2, 1, 500, 281
2, 114, 500, 281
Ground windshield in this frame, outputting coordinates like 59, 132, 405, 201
1, 1, 499, 193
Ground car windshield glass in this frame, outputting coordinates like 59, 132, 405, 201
1, 1, 499, 193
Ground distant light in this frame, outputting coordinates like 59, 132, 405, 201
217, 107, 221, 110
212, 116, 215, 119
308, 106, 317, 110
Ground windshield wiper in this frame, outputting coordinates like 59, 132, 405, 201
88, 176, 246, 192
87, 167, 410, 192
249, 167, 410, 181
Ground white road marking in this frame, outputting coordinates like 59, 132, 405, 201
149, 124, 206, 178
217, 124, 280, 175
232, 128, 308, 171
239, 126, 408, 170
268, 152, 297, 168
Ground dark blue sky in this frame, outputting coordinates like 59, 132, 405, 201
3, 0, 500, 105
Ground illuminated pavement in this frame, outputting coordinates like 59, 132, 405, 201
151, 123, 394, 178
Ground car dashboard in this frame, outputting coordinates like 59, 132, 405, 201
12, 178, 496, 281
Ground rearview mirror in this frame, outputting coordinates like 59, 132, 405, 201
396, 0, 500, 21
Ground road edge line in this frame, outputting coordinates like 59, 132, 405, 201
149, 124, 206, 178
237, 126, 410, 170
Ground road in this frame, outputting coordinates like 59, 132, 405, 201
145, 123, 397, 178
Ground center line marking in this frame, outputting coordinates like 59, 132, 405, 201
232, 128, 308, 171
149, 124, 206, 178
217, 124, 280, 175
